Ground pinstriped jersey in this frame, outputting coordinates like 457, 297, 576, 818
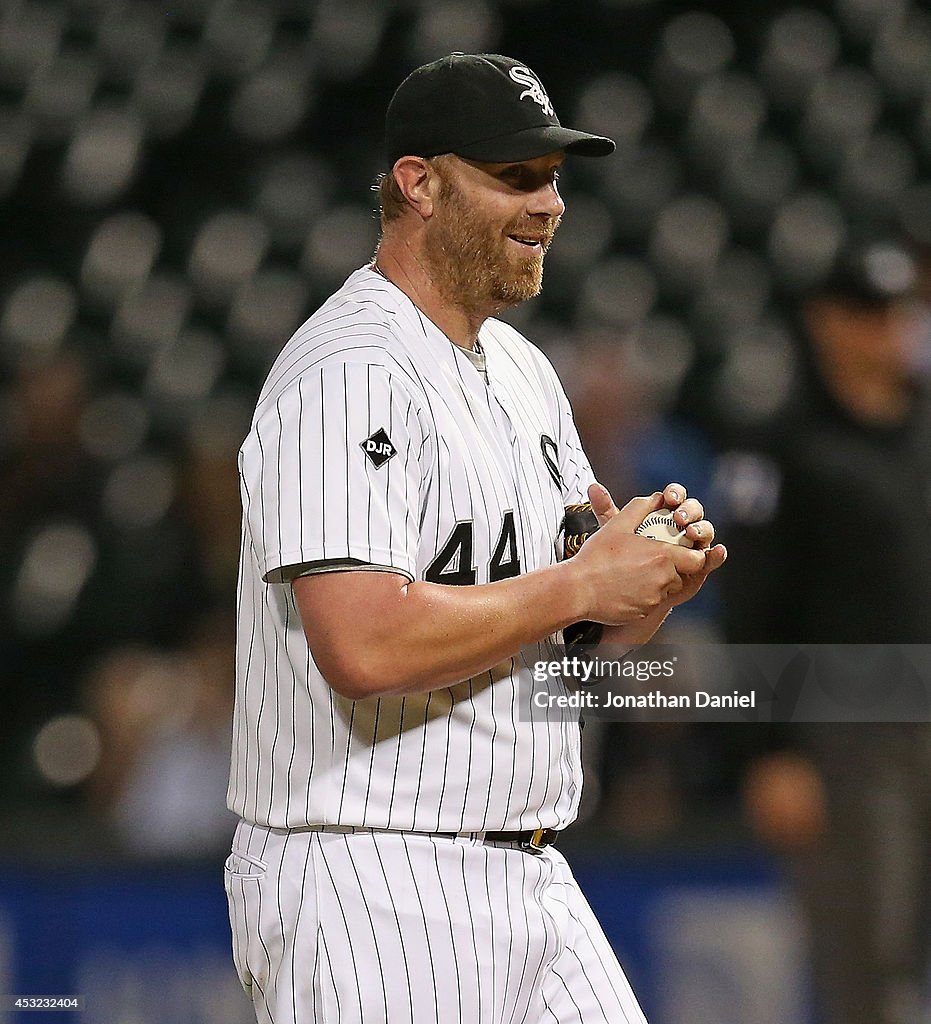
229, 266, 595, 831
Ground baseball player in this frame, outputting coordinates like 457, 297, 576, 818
226, 52, 726, 1024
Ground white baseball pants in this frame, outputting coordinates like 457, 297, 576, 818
225, 821, 649, 1024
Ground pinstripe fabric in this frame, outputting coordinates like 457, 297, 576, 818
224, 821, 648, 1024
227, 264, 651, 1023
229, 266, 595, 833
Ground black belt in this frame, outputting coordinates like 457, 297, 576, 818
437, 827, 559, 852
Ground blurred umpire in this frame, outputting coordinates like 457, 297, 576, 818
722, 234, 931, 1024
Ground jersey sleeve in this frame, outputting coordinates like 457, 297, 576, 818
240, 362, 428, 584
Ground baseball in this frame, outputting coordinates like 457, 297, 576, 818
635, 509, 694, 548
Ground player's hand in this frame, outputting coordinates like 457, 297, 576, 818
574, 481, 727, 622
568, 483, 705, 624
653, 480, 727, 610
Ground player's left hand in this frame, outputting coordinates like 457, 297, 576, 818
587, 480, 727, 609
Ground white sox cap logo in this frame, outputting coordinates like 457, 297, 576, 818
508, 65, 555, 117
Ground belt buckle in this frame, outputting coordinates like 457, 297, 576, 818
522, 828, 547, 853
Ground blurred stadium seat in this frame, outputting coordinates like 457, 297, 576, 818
759, 7, 840, 111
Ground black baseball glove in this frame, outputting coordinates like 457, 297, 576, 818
560, 502, 604, 648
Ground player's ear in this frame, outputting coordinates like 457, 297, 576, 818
392, 157, 434, 219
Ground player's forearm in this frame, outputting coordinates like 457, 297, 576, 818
600, 608, 672, 648
295, 561, 592, 699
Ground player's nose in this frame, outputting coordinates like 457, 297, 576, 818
526, 180, 565, 219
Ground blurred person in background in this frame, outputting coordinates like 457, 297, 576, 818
179, 405, 249, 600
0, 350, 108, 800
552, 331, 652, 505
84, 613, 238, 859
0, 345, 220, 817
721, 234, 931, 1024
0, 353, 100, 655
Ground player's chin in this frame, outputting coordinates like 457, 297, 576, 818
494, 266, 543, 303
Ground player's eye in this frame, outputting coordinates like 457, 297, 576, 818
504, 168, 557, 190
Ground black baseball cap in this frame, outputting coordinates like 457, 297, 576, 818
385, 53, 615, 165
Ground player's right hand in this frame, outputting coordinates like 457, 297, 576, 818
567, 487, 708, 624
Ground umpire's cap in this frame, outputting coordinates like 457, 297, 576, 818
818, 235, 918, 306
385, 53, 615, 166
